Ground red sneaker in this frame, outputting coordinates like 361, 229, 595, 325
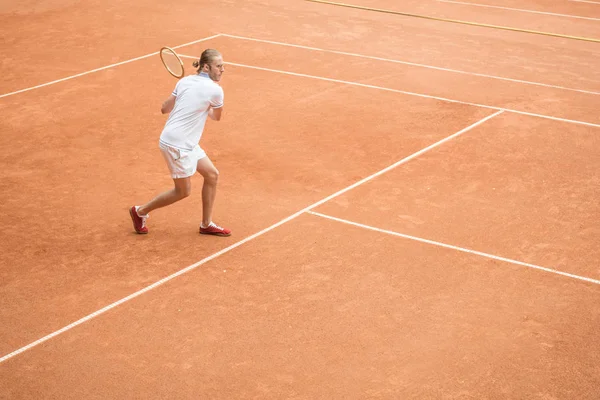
199, 222, 231, 237
129, 206, 149, 234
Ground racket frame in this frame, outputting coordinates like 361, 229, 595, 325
159, 46, 185, 79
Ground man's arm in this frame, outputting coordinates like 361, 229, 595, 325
161, 95, 176, 114
208, 106, 223, 121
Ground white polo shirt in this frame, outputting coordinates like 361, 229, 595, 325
159, 73, 224, 151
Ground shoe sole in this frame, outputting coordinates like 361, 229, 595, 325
200, 231, 231, 237
129, 208, 148, 234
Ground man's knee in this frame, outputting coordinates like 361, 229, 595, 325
205, 168, 219, 184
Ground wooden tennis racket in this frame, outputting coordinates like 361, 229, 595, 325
159, 47, 185, 79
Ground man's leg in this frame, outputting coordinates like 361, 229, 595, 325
196, 157, 230, 236
196, 156, 219, 227
137, 177, 191, 216
129, 177, 191, 234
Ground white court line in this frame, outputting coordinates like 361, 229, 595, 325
220, 33, 600, 96
181, 55, 600, 129
307, 211, 600, 286
438, 0, 600, 21
0, 34, 221, 99
0, 110, 503, 364
569, 0, 600, 4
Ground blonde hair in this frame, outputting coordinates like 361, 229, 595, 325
192, 49, 221, 72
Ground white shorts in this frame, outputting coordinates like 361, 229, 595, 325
159, 142, 207, 179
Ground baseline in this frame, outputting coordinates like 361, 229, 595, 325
220, 33, 600, 96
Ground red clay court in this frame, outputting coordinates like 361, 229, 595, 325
1, 0, 599, 398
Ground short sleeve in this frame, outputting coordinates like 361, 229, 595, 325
210, 86, 224, 109
171, 80, 182, 97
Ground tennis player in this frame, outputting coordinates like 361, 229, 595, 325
129, 49, 231, 236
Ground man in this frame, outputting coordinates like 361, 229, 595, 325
129, 49, 231, 236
